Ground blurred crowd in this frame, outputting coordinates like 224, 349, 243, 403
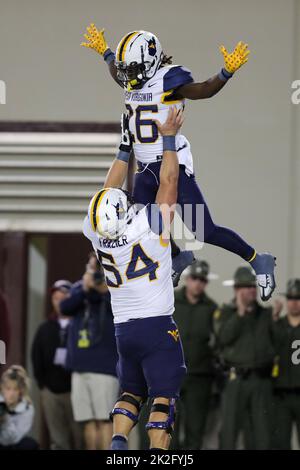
0, 254, 300, 450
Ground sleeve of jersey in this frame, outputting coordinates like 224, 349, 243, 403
82, 215, 97, 243
163, 66, 194, 92
146, 204, 163, 235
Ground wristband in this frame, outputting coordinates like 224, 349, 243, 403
117, 149, 130, 163
104, 48, 115, 65
163, 135, 176, 152
218, 67, 233, 82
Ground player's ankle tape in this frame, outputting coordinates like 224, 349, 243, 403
163, 135, 176, 152
218, 67, 233, 81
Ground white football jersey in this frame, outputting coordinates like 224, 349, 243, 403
124, 65, 194, 175
83, 205, 174, 324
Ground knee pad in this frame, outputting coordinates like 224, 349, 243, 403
110, 393, 143, 426
145, 398, 176, 435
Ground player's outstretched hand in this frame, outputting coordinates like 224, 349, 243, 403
219, 41, 250, 73
155, 107, 184, 137
81, 23, 109, 56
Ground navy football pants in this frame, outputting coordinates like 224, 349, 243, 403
115, 315, 186, 398
133, 162, 254, 260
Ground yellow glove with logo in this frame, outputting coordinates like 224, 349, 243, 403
219, 41, 250, 74
81, 23, 109, 56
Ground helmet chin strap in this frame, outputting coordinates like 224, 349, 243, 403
128, 46, 146, 90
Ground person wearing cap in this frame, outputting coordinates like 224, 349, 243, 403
171, 260, 219, 449
215, 266, 276, 449
60, 253, 118, 451
31, 279, 81, 450
271, 279, 300, 449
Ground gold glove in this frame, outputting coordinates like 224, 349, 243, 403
81, 23, 109, 56
219, 41, 250, 73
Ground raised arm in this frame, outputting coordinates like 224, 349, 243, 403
104, 113, 132, 188
155, 107, 183, 232
176, 41, 250, 100
81, 23, 122, 87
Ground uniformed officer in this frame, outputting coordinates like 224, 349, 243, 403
215, 266, 276, 450
172, 260, 219, 449
272, 279, 300, 449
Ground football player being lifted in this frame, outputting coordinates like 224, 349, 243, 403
83, 108, 187, 450
81, 25, 276, 301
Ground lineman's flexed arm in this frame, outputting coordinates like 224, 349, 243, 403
154, 107, 183, 228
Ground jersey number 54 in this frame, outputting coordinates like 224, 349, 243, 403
97, 243, 159, 288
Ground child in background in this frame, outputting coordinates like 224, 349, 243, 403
0, 365, 38, 450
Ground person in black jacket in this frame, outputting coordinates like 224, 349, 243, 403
61, 253, 119, 451
31, 280, 81, 450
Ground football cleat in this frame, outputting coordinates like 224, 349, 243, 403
250, 252, 276, 301
171, 250, 195, 288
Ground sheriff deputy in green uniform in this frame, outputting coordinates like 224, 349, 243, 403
215, 266, 276, 450
172, 260, 219, 450
272, 279, 300, 449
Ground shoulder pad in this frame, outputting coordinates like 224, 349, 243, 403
163, 65, 194, 92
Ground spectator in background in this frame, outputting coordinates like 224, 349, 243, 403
0, 290, 10, 368
61, 253, 118, 450
0, 365, 38, 450
272, 279, 300, 449
173, 260, 219, 449
31, 280, 81, 450
215, 266, 276, 450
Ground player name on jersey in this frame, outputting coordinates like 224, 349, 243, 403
98, 235, 128, 249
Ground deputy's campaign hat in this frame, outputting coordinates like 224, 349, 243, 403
223, 266, 256, 288
283, 279, 300, 299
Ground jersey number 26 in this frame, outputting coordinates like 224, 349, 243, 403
126, 104, 158, 144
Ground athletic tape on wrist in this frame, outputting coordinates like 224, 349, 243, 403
117, 149, 130, 162
163, 135, 176, 152
218, 67, 234, 82
104, 48, 115, 65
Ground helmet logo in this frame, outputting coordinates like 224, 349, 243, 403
147, 37, 157, 56
113, 199, 126, 220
